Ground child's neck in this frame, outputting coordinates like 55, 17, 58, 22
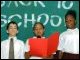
37, 36, 42, 38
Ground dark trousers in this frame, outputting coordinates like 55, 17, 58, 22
62, 52, 79, 59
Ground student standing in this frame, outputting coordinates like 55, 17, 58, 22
58, 10, 79, 59
25, 22, 53, 59
1, 21, 25, 59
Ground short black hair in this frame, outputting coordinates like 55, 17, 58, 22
65, 10, 76, 20
6, 21, 18, 30
33, 22, 45, 30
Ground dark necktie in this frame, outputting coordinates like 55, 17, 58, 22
9, 38, 14, 59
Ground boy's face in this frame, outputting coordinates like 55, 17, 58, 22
7, 24, 18, 37
65, 15, 76, 29
34, 24, 44, 37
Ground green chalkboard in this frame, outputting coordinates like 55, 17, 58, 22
1, 1, 79, 42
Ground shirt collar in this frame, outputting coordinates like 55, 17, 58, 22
8, 36, 17, 41
67, 28, 78, 31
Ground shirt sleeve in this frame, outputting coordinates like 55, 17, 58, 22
58, 34, 65, 51
1, 42, 3, 59
25, 39, 30, 52
1, 42, 5, 59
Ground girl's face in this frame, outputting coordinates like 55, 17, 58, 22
34, 24, 44, 37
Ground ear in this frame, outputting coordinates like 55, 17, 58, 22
43, 29, 45, 32
75, 20, 77, 24
6, 30, 8, 33
17, 31, 18, 34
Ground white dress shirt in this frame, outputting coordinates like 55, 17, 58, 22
1, 37, 25, 59
58, 28, 79, 54
25, 36, 46, 59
